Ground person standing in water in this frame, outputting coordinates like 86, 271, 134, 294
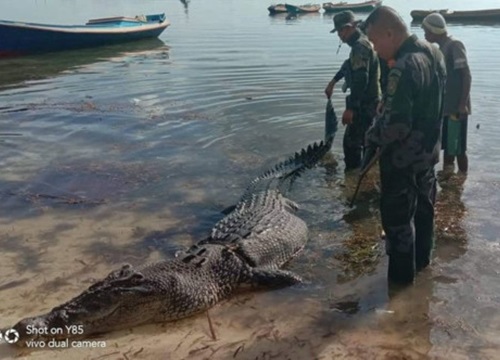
325, 11, 381, 172
363, 6, 446, 286
422, 13, 471, 173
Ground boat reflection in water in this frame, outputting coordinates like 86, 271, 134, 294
0, 38, 168, 90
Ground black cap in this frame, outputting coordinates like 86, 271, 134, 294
330, 10, 356, 33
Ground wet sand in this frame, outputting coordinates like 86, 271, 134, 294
2, 0, 500, 358
1, 167, 499, 360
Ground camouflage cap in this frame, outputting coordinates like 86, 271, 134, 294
330, 10, 356, 33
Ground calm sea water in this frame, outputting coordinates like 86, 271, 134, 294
1, 0, 500, 359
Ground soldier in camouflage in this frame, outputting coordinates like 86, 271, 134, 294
363, 6, 446, 285
325, 11, 381, 172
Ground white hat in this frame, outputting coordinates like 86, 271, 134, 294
422, 13, 447, 35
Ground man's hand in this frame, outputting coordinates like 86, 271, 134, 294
325, 81, 335, 99
342, 109, 354, 126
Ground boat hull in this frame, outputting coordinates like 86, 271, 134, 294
268, 4, 288, 14
0, 14, 169, 58
322, 1, 381, 13
411, 9, 500, 22
284, 4, 321, 13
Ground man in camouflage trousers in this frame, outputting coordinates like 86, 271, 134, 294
363, 6, 446, 285
325, 11, 381, 172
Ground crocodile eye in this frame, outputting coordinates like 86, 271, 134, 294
119, 264, 133, 276
130, 273, 144, 283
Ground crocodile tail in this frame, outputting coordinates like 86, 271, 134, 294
277, 136, 333, 192
244, 136, 333, 195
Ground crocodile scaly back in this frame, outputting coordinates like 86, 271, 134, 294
206, 137, 332, 267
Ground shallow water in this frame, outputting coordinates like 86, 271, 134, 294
1, 0, 500, 359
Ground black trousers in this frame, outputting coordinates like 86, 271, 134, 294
379, 157, 437, 285
342, 105, 376, 171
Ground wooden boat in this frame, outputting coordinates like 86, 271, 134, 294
322, 0, 382, 13
268, 4, 288, 14
0, 13, 170, 58
411, 8, 500, 22
284, 4, 322, 14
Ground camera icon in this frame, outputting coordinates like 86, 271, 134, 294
1, 329, 20, 344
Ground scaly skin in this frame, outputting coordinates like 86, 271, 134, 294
11, 244, 302, 344
7, 137, 333, 345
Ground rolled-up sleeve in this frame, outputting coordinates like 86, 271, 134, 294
452, 40, 468, 70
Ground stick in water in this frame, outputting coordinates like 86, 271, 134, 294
349, 148, 381, 208
206, 310, 217, 341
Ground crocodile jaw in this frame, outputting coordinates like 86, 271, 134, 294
11, 266, 163, 345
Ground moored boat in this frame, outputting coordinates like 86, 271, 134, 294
284, 3, 322, 14
410, 8, 500, 22
322, 0, 382, 13
0, 13, 170, 58
268, 4, 288, 14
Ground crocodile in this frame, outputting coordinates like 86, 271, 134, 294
7, 135, 334, 345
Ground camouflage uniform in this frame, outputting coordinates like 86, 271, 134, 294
366, 35, 446, 284
379, 57, 390, 95
334, 29, 381, 170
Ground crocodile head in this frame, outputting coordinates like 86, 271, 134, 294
11, 264, 163, 345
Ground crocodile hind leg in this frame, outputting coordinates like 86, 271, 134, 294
245, 267, 303, 288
